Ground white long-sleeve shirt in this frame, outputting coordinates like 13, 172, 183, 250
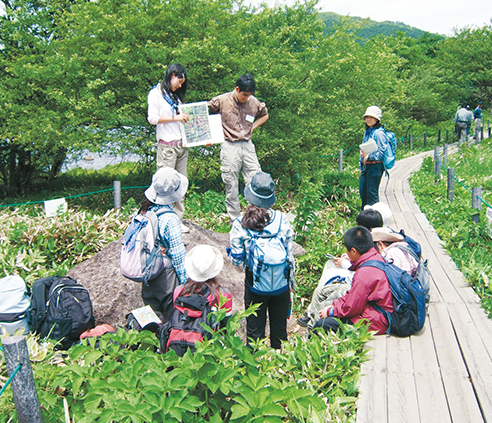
147, 83, 184, 142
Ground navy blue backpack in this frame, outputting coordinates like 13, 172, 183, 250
361, 260, 428, 337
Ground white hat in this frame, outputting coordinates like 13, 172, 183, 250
363, 105, 382, 121
185, 245, 224, 282
145, 167, 188, 205
364, 202, 393, 226
371, 227, 403, 243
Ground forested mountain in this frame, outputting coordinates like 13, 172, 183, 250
318, 11, 438, 39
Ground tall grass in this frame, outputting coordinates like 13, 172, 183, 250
410, 138, 492, 315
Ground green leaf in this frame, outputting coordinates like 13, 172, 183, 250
230, 404, 251, 419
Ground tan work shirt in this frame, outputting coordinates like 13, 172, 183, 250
208, 91, 268, 142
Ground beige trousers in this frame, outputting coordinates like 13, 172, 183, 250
156, 143, 188, 219
220, 140, 261, 221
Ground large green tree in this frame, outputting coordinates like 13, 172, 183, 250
1, 0, 485, 196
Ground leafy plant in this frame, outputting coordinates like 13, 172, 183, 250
0, 308, 372, 422
410, 139, 492, 315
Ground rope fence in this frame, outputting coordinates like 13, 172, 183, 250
0, 363, 21, 397
1, 123, 490, 212
432, 137, 492, 225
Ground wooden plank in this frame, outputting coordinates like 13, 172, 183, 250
410, 320, 452, 423
429, 303, 483, 422
358, 148, 491, 423
467, 305, 492, 359
393, 180, 413, 214
386, 336, 420, 422
450, 303, 492, 420
357, 336, 388, 423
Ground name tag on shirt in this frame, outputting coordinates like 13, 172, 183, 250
245, 114, 255, 123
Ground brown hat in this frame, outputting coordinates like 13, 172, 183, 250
371, 227, 403, 243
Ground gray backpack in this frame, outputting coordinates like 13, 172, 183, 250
0, 275, 31, 335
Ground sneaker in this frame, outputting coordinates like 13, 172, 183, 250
181, 223, 190, 233
297, 316, 310, 327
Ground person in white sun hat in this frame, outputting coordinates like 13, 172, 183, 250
371, 227, 419, 277
139, 166, 189, 320
174, 244, 233, 327
359, 105, 386, 209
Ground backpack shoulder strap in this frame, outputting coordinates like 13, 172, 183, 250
359, 259, 386, 272
257, 210, 282, 238
30, 277, 56, 329
394, 243, 420, 262
155, 207, 175, 217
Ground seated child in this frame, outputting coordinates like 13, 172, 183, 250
313, 226, 393, 335
333, 208, 385, 269
297, 208, 384, 328
371, 227, 419, 276
364, 202, 393, 227
175, 244, 233, 327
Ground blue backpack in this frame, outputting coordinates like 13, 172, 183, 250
392, 229, 422, 259
375, 127, 397, 170
360, 260, 428, 337
246, 211, 291, 295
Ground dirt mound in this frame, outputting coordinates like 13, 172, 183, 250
68, 220, 306, 333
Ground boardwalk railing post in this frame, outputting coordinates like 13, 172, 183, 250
433, 146, 440, 176
489, 126, 491, 140
338, 149, 343, 173
471, 187, 482, 224
410, 134, 413, 151
446, 130, 449, 143
480, 126, 483, 142
443, 143, 448, 166
447, 168, 455, 202
114, 181, 121, 210
437, 129, 441, 144
2, 336, 43, 423
424, 132, 427, 147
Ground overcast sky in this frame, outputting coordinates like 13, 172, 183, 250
251, 0, 492, 36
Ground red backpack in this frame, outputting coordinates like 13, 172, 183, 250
159, 286, 215, 356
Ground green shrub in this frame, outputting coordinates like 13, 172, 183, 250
0, 308, 372, 422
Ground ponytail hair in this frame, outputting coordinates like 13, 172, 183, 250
180, 278, 221, 306
241, 204, 271, 232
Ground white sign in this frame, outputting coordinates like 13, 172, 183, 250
44, 198, 68, 217
180, 101, 225, 147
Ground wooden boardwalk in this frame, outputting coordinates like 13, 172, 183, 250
356, 151, 492, 423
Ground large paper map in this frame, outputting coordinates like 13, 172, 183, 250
180, 101, 224, 147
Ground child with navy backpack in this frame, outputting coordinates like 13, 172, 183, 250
229, 171, 295, 350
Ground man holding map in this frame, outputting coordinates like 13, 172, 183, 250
208, 74, 269, 222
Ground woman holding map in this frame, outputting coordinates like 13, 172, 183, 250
147, 63, 191, 233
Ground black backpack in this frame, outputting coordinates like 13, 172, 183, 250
30, 276, 95, 350
360, 260, 428, 337
159, 286, 214, 356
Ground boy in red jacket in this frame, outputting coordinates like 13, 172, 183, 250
315, 226, 393, 334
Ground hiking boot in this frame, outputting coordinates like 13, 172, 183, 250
297, 316, 310, 327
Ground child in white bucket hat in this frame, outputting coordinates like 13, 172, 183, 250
371, 227, 419, 276
174, 244, 232, 325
